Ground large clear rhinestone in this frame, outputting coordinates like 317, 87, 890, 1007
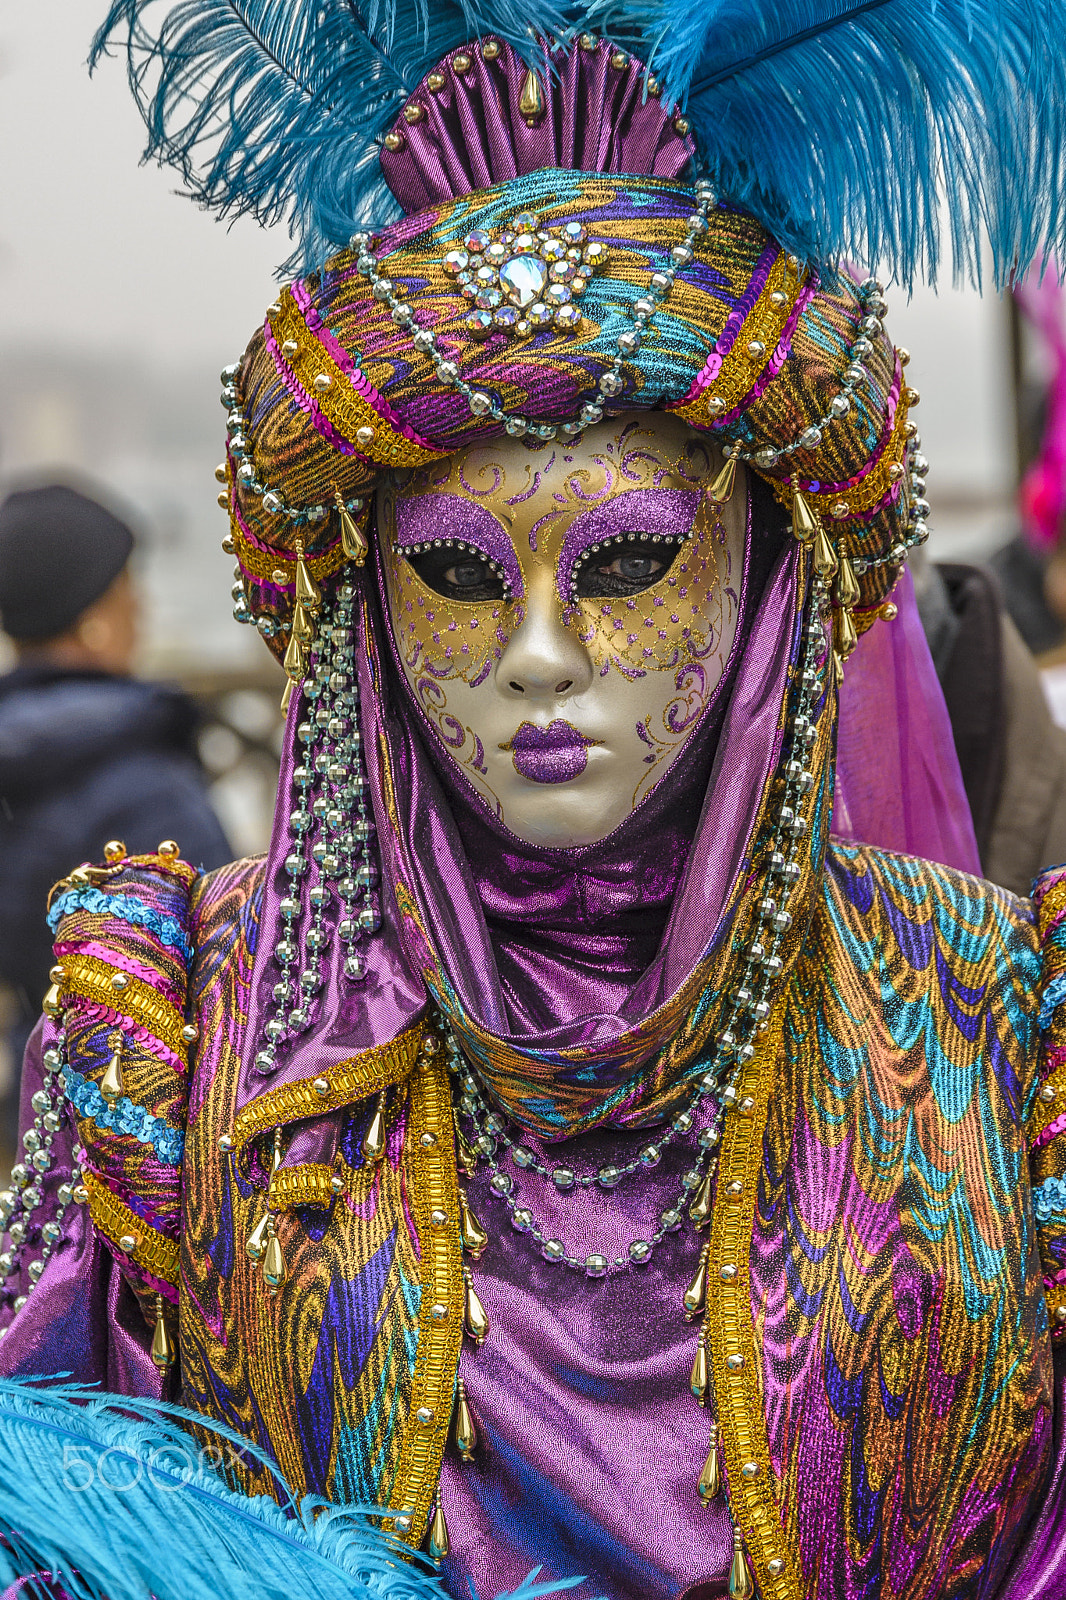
500, 254, 549, 308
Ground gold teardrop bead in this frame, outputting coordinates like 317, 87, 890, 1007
454, 1384, 478, 1460
100, 1045, 125, 1107
688, 1171, 714, 1228
683, 1250, 708, 1320
454, 1119, 479, 1177
291, 597, 316, 645
246, 1211, 270, 1262
698, 1433, 721, 1501
690, 1340, 709, 1405
708, 451, 738, 505
459, 1193, 489, 1259
283, 627, 308, 684
262, 1228, 286, 1289
464, 1275, 490, 1344
833, 603, 858, 659
150, 1294, 175, 1372
294, 543, 321, 611
427, 1498, 450, 1562
729, 1528, 755, 1599
518, 67, 545, 124
362, 1102, 387, 1163
832, 649, 845, 686
812, 523, 838, 581
835, 552, 860, 608
280, 678, 295, 714
791, 487, 819, 543
337, 500, 368, 566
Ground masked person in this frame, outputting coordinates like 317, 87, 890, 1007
0, 5, 1065, 1600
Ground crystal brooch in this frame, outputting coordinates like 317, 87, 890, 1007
443, 211, 608, 341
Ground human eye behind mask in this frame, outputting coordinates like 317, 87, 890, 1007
405, 545, 507, 603
572, 532, 687, 599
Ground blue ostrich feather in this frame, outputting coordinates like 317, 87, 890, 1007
0, 1376, 586, 1600
590, 0, 1066, 286
90, 0, 571, 271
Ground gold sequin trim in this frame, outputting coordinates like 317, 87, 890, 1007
705, 993, 802, 1600
231, 1018, 427, 1155
269, 1162, 337, 1210
61, 953, 188, 1059
269, 293, 449, 470
1045, 1285, 1066, 1341
1028, 1059, 1066, 1143
83, 1169, 180, 1287
384, 1043, 464, 1547
668, 252, 807, 430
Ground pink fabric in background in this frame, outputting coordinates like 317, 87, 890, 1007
834, 567, 982, 876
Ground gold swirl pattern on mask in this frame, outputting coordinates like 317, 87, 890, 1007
574, 499, 727, 675
268, 291, 450, 471
666, 249, 809, 431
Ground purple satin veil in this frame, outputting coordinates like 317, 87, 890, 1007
834, 566, 981, 876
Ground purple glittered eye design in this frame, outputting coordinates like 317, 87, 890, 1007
392, 493, 524, 600
556, 489, 701, 603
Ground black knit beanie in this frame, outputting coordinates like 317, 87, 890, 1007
0, 484, 135, 642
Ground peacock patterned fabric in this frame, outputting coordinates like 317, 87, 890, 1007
5, 839, 1064, 1600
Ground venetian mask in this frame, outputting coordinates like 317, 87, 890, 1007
379, 412, 746, 848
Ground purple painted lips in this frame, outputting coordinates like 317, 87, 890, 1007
500, 720, 600, 784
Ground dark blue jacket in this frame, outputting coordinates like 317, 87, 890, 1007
0, 665, 232, 1051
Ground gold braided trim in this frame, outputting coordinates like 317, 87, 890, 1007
1045, 1284, 1066, 1341
799, 390, 914, 521
268, 1162, 337, 1210
227, 480, 354, 587
270, 293, 449, 470
385, 1043, 465, 1548
705, 993, 802, 1600
60, 953, 188, 1060
231, 1018, 428, 1154
853, 596, 900, 639
668, 251, 807, 430
83, 1170, 180, 1288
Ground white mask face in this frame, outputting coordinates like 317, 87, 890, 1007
381, 412, 746, 848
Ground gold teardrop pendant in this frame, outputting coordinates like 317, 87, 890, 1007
683, 1248, 708, 1320
246, 1211, 270, 1262
729, 1526, 755, 1599
835, 552, 860, 608
294, 539, 321, 612
791, 486, 819, 543
518, 68, 545, 124
812, 523, 838, 582
454, 1117, 479, 1177
833, 603, 858, 660
698, 1430, 721, 1502
688, 1171, 714, 1228
454, 1378, 478, 1460
709, 450, 738, 505
690, 1339, 708, 1405
427, 1498, 450, 1562
362, 1092, 387, 1163
100, 1033, 125, 1107
335, 493, 368, 566
459, 1191, 489, 1259
150, 1293, 175, 1373
463, 1271, 490, 1344
262, 1222, 286, 1290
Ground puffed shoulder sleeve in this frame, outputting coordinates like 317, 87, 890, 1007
1028, 864, 1066, 1343
0, 845, 199, 1377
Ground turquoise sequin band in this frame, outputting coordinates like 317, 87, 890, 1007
47, 888, 194, 966
60, 1067, 185, 1167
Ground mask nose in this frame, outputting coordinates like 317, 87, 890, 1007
497, 575, 593, 700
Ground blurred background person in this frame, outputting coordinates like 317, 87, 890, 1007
0, 481, 232, 1141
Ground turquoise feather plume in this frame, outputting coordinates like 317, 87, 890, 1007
89, 0, 571, 271
0, 1377, 585, 1600
592, 0, 1066, 285
91, 0, 1066, 285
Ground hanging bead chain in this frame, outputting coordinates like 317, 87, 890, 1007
254, 586, 381, 1073
444, 571, 830, 1277
0, 1029, 84, 1325
345, 177, 718, 442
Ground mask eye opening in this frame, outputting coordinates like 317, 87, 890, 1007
567, 531, 690, 601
